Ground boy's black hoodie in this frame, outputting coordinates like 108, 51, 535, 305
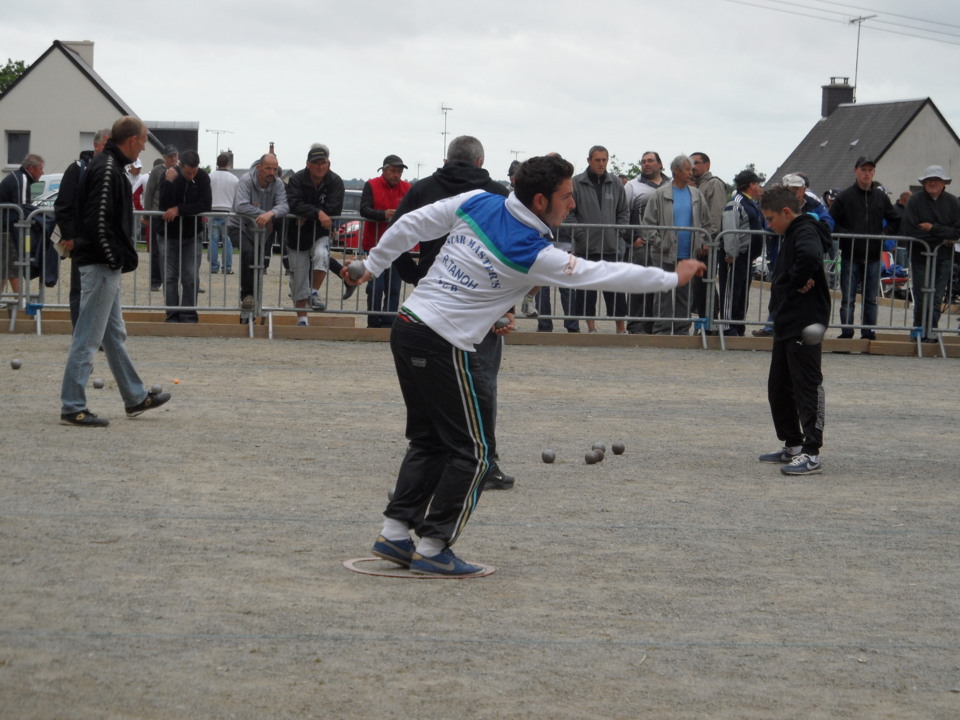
768, 214, 832, 341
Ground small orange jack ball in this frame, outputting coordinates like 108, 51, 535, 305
173, 378, 180, 384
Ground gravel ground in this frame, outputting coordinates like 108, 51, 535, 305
1, 333, 958, 719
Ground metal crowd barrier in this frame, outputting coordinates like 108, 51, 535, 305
5, 204, 959, 356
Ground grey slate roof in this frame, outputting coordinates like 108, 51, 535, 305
765, 98, 958, 195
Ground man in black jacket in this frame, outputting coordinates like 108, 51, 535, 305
902, 165, 960, 340
383, 135, 516, 490
828, 156, 900, 340
285, 144, 347, 320
54, 128, 110, 327
159, 150, 211, 323
59, 116, 170, 427
758, 186, 832, 477
0, 153, 45, 295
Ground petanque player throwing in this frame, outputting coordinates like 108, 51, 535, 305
343, 155, 705, 576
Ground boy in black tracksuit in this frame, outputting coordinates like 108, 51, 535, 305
758, 186, 832, 476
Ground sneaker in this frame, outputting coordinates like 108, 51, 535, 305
759, 446, 801, 463
781, 453, 822, 476
521, 298, 539, 318
310, 291, 326, 311
125, 391, 171, 417
342, 283, 356, 300
297, 318, 309, 327
861, 332, 876, 341
485, 466, 515, 490
752, 328, 773, 337
409, 547, 484, 576
371, 535, 415, 568
60, 410, 109, 427
197, 287, 206, 294
210, 268, 219, 274
225, 269, 234, 275
240, 295, 255, 311
150, 283, 162, 292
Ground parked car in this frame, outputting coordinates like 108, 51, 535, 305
333, 188, 362, 250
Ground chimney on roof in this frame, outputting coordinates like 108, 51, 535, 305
822, 77, 854, 117
61, 40, 94, 67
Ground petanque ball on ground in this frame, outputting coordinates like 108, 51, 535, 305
541, 449, 556, 464
387, 488, 395, 502
585, 451, 599, 465
92, 378, 104, 389
801, 323, 826, 345
612, 442, 625, 455
10, 359, 22, 370
150, 384, 162, 394
591, 442, 606, 453
594, 449, 605, 462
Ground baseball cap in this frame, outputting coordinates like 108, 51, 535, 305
379, 154, 408, 170
162, 144, 179, 157
854, 156, 876, 169
782, 173, 805, 188
307, 145, 330, 163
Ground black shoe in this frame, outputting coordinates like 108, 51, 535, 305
125, 391, 171, 417
342, 283, 356, 300
197, 287, 206, 294
861, 332, 876, 340
751, 328, 773, 338
150, 283, 162, 292
60, 410, 109, 427
225, 269, 234, 275
837, 332, 854, 339
485, 466, 515, 490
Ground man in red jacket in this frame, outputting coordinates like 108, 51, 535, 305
359, 155, 411, 327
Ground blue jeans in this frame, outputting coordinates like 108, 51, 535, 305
61, 264, 147, 414
838, 258, 880, 336
366, 265, 402, 328
207, 216, 232, 272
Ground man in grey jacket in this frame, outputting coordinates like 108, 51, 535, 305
568, 145, 630, 333
230, 154, 288, 317
643, 155, 712, 335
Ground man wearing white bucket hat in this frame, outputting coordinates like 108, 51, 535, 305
902, 165, 960, 341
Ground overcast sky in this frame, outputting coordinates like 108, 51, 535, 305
6, 0, 960, 184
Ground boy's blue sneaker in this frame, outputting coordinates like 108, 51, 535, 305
781, 454, 822, 476
371, 535, 415, 568
409, 547, 484, 577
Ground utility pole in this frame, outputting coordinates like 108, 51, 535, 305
206, 128, 233, 156
440, 103, 453, 160
510, 150, 523, 161
416, 162, 424, 180
849, 15, 876, 102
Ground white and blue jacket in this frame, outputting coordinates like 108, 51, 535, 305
364, 190, 679, 351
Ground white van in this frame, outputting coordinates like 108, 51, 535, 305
30, 173, 64, 201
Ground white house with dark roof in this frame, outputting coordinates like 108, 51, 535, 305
0, 40, 197, 178
767, 78, 960, 198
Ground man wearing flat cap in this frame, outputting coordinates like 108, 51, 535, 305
359, 155, 411, 327
828, 156, 900, 340
902, 165, 960, 340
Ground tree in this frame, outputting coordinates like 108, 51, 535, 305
0, 59, 28, 94
608, 154, 641, 180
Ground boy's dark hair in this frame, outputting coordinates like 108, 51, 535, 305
514, 155, 574, 208
180, 150, 200, 168
760, 185, 801, 214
